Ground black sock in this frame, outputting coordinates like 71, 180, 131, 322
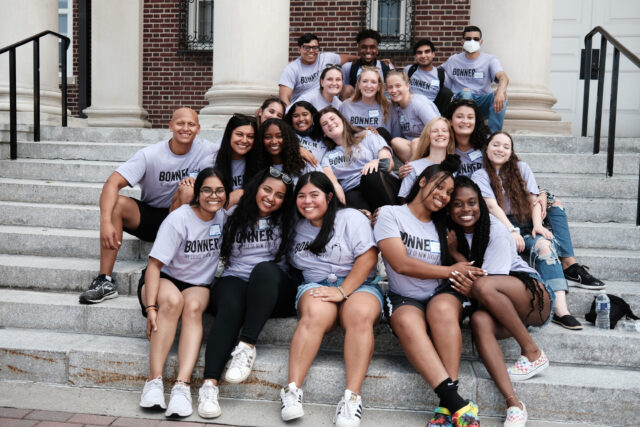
434, 378, 466, 413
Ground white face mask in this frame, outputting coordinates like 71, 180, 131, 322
463, 40, 481, 53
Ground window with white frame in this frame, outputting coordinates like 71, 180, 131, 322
179, 0, 214, 52
367, 0, 413, 51
58, 0, 73, 76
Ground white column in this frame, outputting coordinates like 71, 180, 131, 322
469, 0, 571, 134
83, 0, 150, 127
0, 0, 62, 125
199, 0, 291, 128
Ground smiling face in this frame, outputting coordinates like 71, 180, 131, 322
386, 74, 410, 104
450, 105, 476, 141
357, 69, 380, 100
169, 108, 200, 146
358, 37, 379, 65
429, 119, 451, 150
486, 132, 513, 168
450, 186, 480, 233
256, 177, 287, 217
320, 68, 343, 97
299, 39, 320, 65
319, 111, 344, 142
291, 106, 313, 133
259, 102, 284, 123
198, 175, 227, 215
229, 124, 255, 160
419, 174, 454, 213
414, 44, 435, 68
296, 182, 330, 227
263, 124, 284, 160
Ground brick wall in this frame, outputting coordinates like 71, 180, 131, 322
66, 0, 81, 117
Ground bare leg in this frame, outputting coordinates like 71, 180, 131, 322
426, 294, 463, 381
99, 195, 141, 275
339, 293, 380, 394
175, 286, 210, 383
390, 137, 412, 163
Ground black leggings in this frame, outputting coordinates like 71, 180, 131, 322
203, 261, 297, 380
345, 170, 400, 211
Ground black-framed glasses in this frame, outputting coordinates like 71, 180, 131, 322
269, 166, 293, 185
324, 64, 342, 71
301, 45, 320, 52
464, 37, 481, 42
200, 186, 226, 197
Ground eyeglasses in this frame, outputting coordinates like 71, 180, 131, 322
269, 166, 293, 185
301, 45, 320, 52
464, 37, 481, 42
200, 186, 226, 197
324, 64, 342, 71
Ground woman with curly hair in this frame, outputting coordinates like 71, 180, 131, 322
444, 98, 491, 178
446, 176, 554, 427
471, 131, 583, 330
197, 168, 297, 419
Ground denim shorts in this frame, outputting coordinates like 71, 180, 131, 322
526, 272, 556, 329
295, 277, 384, 313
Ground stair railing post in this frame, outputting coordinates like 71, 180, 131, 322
582, 37, 592, 139
594, 37, 607, 155
606, 47, 620, 177
60, 39, 68, 127
33, 39, 40, 142
9, 48, 17, 160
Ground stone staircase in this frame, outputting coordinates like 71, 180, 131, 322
0, 126, 639, 426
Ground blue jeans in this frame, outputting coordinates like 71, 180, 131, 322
544, 205, 575, 258
456, 89, 507, 132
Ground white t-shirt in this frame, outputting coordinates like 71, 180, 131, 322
320, 131, 391, 191
116, 137, 219, 208
290, 208, 377, 283
404, 65, 445, 101
389, 94, 440, 140
397, 158, 436, 198
471, 161, 539, 215
456, 147, 484, 178
279, 52, 342, 103
374, 204, 443, 300
442, 52, 504, 95
339, 99, 395, 133
148, 205, 225, 285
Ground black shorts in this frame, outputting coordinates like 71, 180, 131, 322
137, 268, 200, 317
125, 198, 169, 242
385, 285, 476, 321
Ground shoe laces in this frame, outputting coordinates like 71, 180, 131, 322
282, 387, 302, 406
144, 376, 163, 393
170, 383, 190, 400
199, 382, 218, 403
576, 264, 595, 280
336, 394, 360, 420
229, 344, 252, 370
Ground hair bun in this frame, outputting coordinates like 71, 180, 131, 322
440, 154, 461, 174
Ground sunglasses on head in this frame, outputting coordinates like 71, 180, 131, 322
269, 166, 293, 185
324, 64, 342, 71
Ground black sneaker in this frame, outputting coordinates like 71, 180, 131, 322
552, 314, 583, 330
79, 274, 118, 304
563, 263, 605, 290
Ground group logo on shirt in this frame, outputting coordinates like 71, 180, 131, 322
300, 71, 320, 85
349, 114, 380, 127
458, 162, 483, 176
451, 68, 484, 79
234, 219, 278, 251
183, 237, 220, 259
400, 231, 441, 263
158, 167, 194, 182
409, 78, 439, 91
327, 151, 347, 166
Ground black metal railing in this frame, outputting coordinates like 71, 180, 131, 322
580, 26, 640, 226
0, 30, 70, 160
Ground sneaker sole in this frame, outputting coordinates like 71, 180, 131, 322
566, 279, 605, 290
224, 372, 251, 384
165, 409, 193, 418
282, 408, 304, 421
79, 291, 119, 304
140, 402, 167, 410
509, 359, 549, 382
198, 407, 221, 418
551, 318, 584, 330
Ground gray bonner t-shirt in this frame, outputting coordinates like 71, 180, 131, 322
320, 131, 391, 191
374, 204, 443, 301
296, 133, 328, 163
290, 208, 377, 283
116, 137, 219, 208
148, 204, 226, 286
230, 158, 246, 191
398, 158, 436, 198
455, 147, 484, 178
389, 94, 440, 140
279, 52, 342, 104
272, 162, 322, 187
404, 65, 445, 101
296, 89, 342, 112
339, 99, 397, 133
341, 60, 390, 86
471, 161, 539, 215
441, 52, 504, 95
222, 216, 286, 281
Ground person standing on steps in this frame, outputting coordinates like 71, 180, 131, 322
79, 108, 218, 305
441, 25, 509, 132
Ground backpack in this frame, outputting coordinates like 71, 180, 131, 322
584, 294, 639, 329
348, 59, 390, 86
407, 64, 453, 113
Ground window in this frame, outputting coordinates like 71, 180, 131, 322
179, 0, 214, 52
367, 0, 413, 51
58, 0, 73, 76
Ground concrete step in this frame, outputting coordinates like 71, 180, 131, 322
0, 327, 637, 425
0, 254, 144, 295
2, 289, 640, 368
521, 152, 640, 175
18, 140, 150, 161
559, 196, 637, 223
574, 248, 640, 281
0, 177, 139, 205
0, 201, 99, 229
0, 225, 151, 260
535, 172, 638, 199
569, 222, 640, 250
567, 280, 640, 316
0, 158, 120, 183
40, 125, 224, 144
515, 135, 640, 154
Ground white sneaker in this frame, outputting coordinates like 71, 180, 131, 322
165, 383, 192, 417
139, 376, 166, 409
224, 341, 256, 384
280, 382, 304, 421
197, 380, 221, 418
334, 389, 362, 427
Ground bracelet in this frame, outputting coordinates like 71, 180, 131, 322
337, 286, 349, 300
145, 304, 158, 311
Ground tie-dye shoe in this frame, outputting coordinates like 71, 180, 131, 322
503, 401, 527, 427
451, 401, 480, 426
427, 406, 452, 426
508, 350, 549, 381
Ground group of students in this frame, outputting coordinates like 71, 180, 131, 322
77, 27, 607, 427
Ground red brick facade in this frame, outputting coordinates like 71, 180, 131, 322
69, 0, 470, 128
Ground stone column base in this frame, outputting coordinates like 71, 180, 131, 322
504, 119, 572, 135
502, 88, 571, 134
83, 106, 151, 128
199, 83, 277, 129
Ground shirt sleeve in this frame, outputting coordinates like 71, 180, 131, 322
518, 162, 539, 195
398, 169, 416, 198
373, 206, 401, 242
489, 55, 504, 82
325, 52, 341, 65
481, 232, 513, 274
148, 214, 183, 266
418, 96, 440, 122
115, 148, 147, 187
365, 131, 392, 157
342, 62, 352, 85
344, 210, 377, 258
471, 169, 496, 199
278, 62, 297, 89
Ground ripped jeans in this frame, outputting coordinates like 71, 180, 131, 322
543, 205, 575, 258
508, 215, 569, 293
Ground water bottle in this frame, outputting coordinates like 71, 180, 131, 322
595, 291, 610, 330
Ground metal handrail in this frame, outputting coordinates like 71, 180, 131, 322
580, 26, 640, 225
0, 30, 70, 160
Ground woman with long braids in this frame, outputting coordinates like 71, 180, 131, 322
280, 172, 383, 427
446, 176, 554, 427
374, 156, 483, 427
197, 168, 297, 419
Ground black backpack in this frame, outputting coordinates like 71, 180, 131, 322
407, 64, 453, 113
348, 59, 390, 86
585, 294, 639, 329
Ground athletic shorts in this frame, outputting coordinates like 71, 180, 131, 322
137, 268, 201, 317
385, 286, 475, 320
125, 198, 169, 242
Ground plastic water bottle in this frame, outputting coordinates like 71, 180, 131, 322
595, 291, 610, 330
